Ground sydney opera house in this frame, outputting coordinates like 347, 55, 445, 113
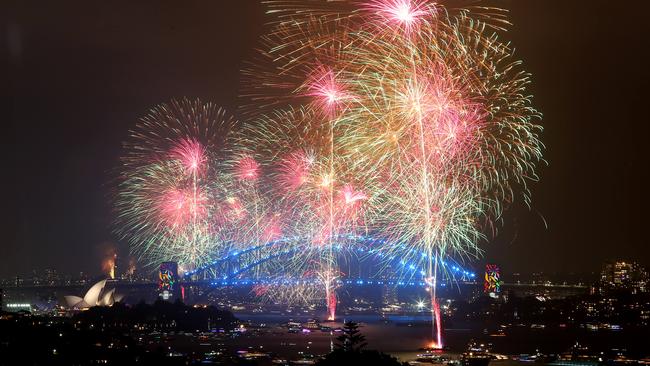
64, 279, 123, 309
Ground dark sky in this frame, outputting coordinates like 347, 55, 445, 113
2, 1, 649, 278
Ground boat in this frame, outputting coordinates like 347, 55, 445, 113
416, 353, 453, 364
518, 351, 558, 363
550, 342, 601, 366
461, 341, 492, 366
460, 352, 491, 366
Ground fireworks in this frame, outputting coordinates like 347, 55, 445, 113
100, 244, 118, 280
252, 278, 327, 306
238, 0, 542, 344
363, 0, 433, 34
114, 0, 543, 345
113, 98, 239, 271
234, 107, 376, 315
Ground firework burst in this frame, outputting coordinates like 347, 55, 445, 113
113, 98, 239, 271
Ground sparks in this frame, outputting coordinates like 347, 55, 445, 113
364, 0, 432, 33
235, 156, 261, 181
171, 138, 206, 175
306, 68, 349, 115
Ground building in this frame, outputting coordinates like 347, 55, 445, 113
44, 268, 60, 286
64, 280, 123, 309
381, 285, 398, 305
600, 261, 648, 294
76, 271, 89, 285
5, 303, 32, 312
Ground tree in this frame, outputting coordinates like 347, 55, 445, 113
316, 349, 407, 366
316, 321, 407, 366
335, 321, 367, 352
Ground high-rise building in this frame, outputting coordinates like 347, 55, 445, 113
381, 285, 398, 305
44, 268, 60, 286
77, 271, 89, 285
600, 261, 648, 294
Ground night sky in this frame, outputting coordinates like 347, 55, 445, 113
3, 1, 649, 278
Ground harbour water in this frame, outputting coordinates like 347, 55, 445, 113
230, 313, 649, 362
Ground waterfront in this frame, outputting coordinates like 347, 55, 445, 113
2, 298, 649, 365
224, 313, 649, 362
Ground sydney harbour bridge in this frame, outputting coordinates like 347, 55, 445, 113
3, 235, 588, 310
179, 234, 477, 287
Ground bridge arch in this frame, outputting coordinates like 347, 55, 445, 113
181, 234, 477, 286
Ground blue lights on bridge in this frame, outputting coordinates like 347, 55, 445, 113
181, 234, 477, 284
195, 278, 472, 288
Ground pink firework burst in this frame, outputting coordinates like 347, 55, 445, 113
278, 150, 314, 191
224, 196, 246, 222
334, 184, 368, 227
433, 105, 483, 160
235, 156, 261, 181
158, 188, 206, 228
170, 138, 206, 175
400, 69, 484, 163
261, 216, 282, 243
340, 184, 368, 205
364, 0, 433, 34
305, 67, 350, 115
